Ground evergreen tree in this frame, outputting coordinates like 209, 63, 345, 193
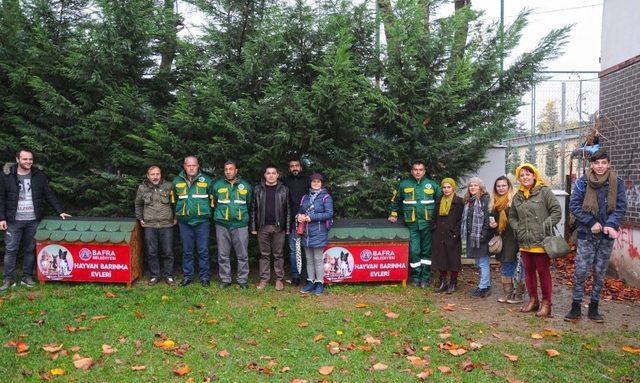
525, 145, 537, 165
545, 142, 558, 178
537, 100, 560, 134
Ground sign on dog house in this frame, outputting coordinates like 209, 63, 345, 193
35, 217, 142, 287
324, 219, 409, 287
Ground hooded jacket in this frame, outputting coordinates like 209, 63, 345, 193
299, 188, 333, 248
0, 163, 64, 222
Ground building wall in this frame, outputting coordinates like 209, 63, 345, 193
601, 0, 640, 69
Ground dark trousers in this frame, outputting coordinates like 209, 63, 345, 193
521, 251, 552, 301
3, 220, 39, 281
258, 225, 286, 281
144, 226, 175, 278
178, 221, 211, 281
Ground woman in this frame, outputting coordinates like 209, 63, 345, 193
509, 163, 561, 317
298, 173, 334, 296
489, 176, 522, 303
432, 178, 464, 294
461, 177, 493, 298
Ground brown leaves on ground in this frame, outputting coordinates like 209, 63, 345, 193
416, 369, 433, 380
153, 339, 175, 350
437, 365, 452, 374
469, 342, 483, 351
172, 363, 190, 376
42, 343, 63, 353
364, 335, 381, 345
318, 365, 334, 375
66, 325, 90, 333
622, 345, 640, 354
5, 340, 29, 355
442, 303, 456, 312
546, 349, 560, 357
104, 291, 116, 298
407, 356, 430, 368
355, 303, 368, 308
218, 349, 230, 358
90, 315, 107, 321
72, 355, 94, 370
503, 353, 519, 362
530, 333, 544, 339
297, 321, 309, 328
131, 365, 147, 371
314, 334, 325, 342
384, 309, 399, 319
543, 328, 561, 337
102, 344, 118, 354
372, 363, 388, 371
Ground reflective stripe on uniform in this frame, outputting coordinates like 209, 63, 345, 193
178, 195, 188, 199
217, 199, 231, 204
409, 261, 421, 268
192, 194, 209, 198
403, 200, 417, 205
233, 200, 247, 204
420, 200, 434, 204
420, 259, 432, 265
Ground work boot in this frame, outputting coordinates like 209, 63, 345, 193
435, 277, 448, 293
446, 275, 458, 294
520, 297, 539, 313
507, 282, 525, 304
497, 277, 513, 303
471, 287, 483, 297
564, 300, 582, 322
588, 301, 604, 323
536, 299, 552, 317
479, 286, 492, 298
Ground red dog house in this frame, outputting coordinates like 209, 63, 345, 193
323, 219, 409, 287
35, 217, 142, 287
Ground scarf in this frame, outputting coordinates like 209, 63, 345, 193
305, 188, 321, 214
492, 194, 510, 234
439, 177, 457, 216
583, 168, 617, 215
461, 195, 484, 248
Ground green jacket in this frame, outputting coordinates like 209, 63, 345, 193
212, 177, 252, 229
171, 171, 215, 225
508, 185, 562, 249
135, 179, 174, 228
390, 177, 442, 229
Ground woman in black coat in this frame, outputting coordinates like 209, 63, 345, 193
431, 178, 464, 294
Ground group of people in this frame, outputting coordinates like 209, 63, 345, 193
0, 148, 629, 322
134, 156, 334, 296
389, 150, 626, 322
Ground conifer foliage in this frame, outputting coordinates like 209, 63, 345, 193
0, 0, 569, 217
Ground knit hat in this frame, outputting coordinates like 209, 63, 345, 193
310, 173, 324, 182
441, 177, 457, 190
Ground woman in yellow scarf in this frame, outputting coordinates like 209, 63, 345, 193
489, 176, 523, 304
431, 178, 465, 293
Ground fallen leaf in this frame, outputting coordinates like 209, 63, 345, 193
50, 368, 65, 376
372, 363, 388, 371
73, 357, 94, 370
437, 366, 452, 374
469, 342, 483, 351
449, 348, 468, 356
385, 311, 399, 319
355, 303, 368, 308
218, 349, 230, 357
133, 311, 144, 319
104, 292, 116, 298
492, 333, 502, 338
207, 319, 219, 325
281, 366, 291, 372
161, 295, 170, 301
102, 344, 118, 354
407, 356, 428, 367
622, 345, 640, 354
531, 333, 544, 339
16, 342, 29, 354
364, 310, 372, 317
42, 344, 64, 353
503, 353, 518, 362
546, 349, 560, 357
173, 364, 190, 376
417, 369, 433, 380
70, 346, 81, 352
90, 315, 107, 321
421, 345, 430, 351
318, 365, 334, 376
298, 322, 309, 328
439, 333, 452, 339
314, 334, 325, 342
543, 328, 560, 337
291, 379, 308, 383
442, 304, 456, 312
342, 316, 351, 323
364, 335, 381, 345
461, 360, 475, 372
336, 330, 343, 336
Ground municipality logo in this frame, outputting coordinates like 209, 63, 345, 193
360, 249, 373, 261
79, 248, 92, 261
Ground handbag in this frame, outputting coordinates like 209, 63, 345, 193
488, 234, 503, 255
542, 221, 570, 259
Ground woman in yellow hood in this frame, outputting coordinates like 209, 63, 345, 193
508, 163, 562, 317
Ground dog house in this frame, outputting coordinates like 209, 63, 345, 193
35, 217, 142, 287
323, 219, 409, 286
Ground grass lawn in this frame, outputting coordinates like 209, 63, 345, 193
1, 280, 638, 382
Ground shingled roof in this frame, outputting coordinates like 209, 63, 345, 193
35, 217, 138, 244
327, 219, 410, 242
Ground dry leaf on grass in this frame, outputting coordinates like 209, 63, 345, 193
546, 349, 560, 357
503, 353, 518, 362
42, 344, 63, 353
297, 322, 309, 328
314, 334, 325, 342
318, 365, 334, 375
531, 333, 544, 339
364, 335, 381, 345
448, 348, 468, 356
172, 364, 190, 376
355, 303, 368, 308
90, 315, 107, 321
416, 369, 433, 380
73, 357, 94, 370
442, 304, 456, 312
543, 328, 560, 337
131, 365, 147, 371
385, 311, 399, 319
469, 342, 483, 350
102, 344, 118, 354
437, 366, 452, 374
104, 292, 116, 298
218, 349, 230, 357
372, 363, 388, 371
622, 345, 640, 354
407, 356, 429, 367
364, 310, 372, 317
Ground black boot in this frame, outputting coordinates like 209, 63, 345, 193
564, 300, 582, 322
588, 301, 604, 323
446, 276, 457, 294
435, 275, 448, 293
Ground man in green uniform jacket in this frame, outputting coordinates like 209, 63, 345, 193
212, 160, 252, 289
388, 159, 442, 288
171, 156, 215, 287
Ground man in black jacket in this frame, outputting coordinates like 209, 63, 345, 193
282, 157, 310, 285
251, 165, 290, 291
1, 149, 71, 292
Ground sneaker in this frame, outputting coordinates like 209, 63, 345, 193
0, 280, 16, 293
471, 287, 482, 297
314, 282, 325, 296
239, 283, 249, 290
256, 280, 268, 290
479, 287, 492, 298
180, 278, 193, 287
148, 277, 159, 286
201, 280, 210, 287
21, 276, 37, 288
166, 276, 176, 286
219, 282, 232, 289
275, 280, 284, 291
300, 281, 316, 294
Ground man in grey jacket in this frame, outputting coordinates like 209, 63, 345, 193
135, 166, 176, 285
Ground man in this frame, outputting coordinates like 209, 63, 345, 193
388, 159, 442, 288
282, 157, 309, 285
171, 156, 214, 287
565, 149, 627, 322
250, 165, 290, 291
135, 166, 176, 286
0, 149, 71, 292
213, 161, 252, 289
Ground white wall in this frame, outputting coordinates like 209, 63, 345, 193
601, 0, 640, 69
459, 146, 506, 193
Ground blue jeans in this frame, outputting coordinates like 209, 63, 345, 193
500, 260, 517, 277
3, 220, 40, 280
476, 256, 491, 289
178, 221, 211, 281
287, 231, 305, 279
